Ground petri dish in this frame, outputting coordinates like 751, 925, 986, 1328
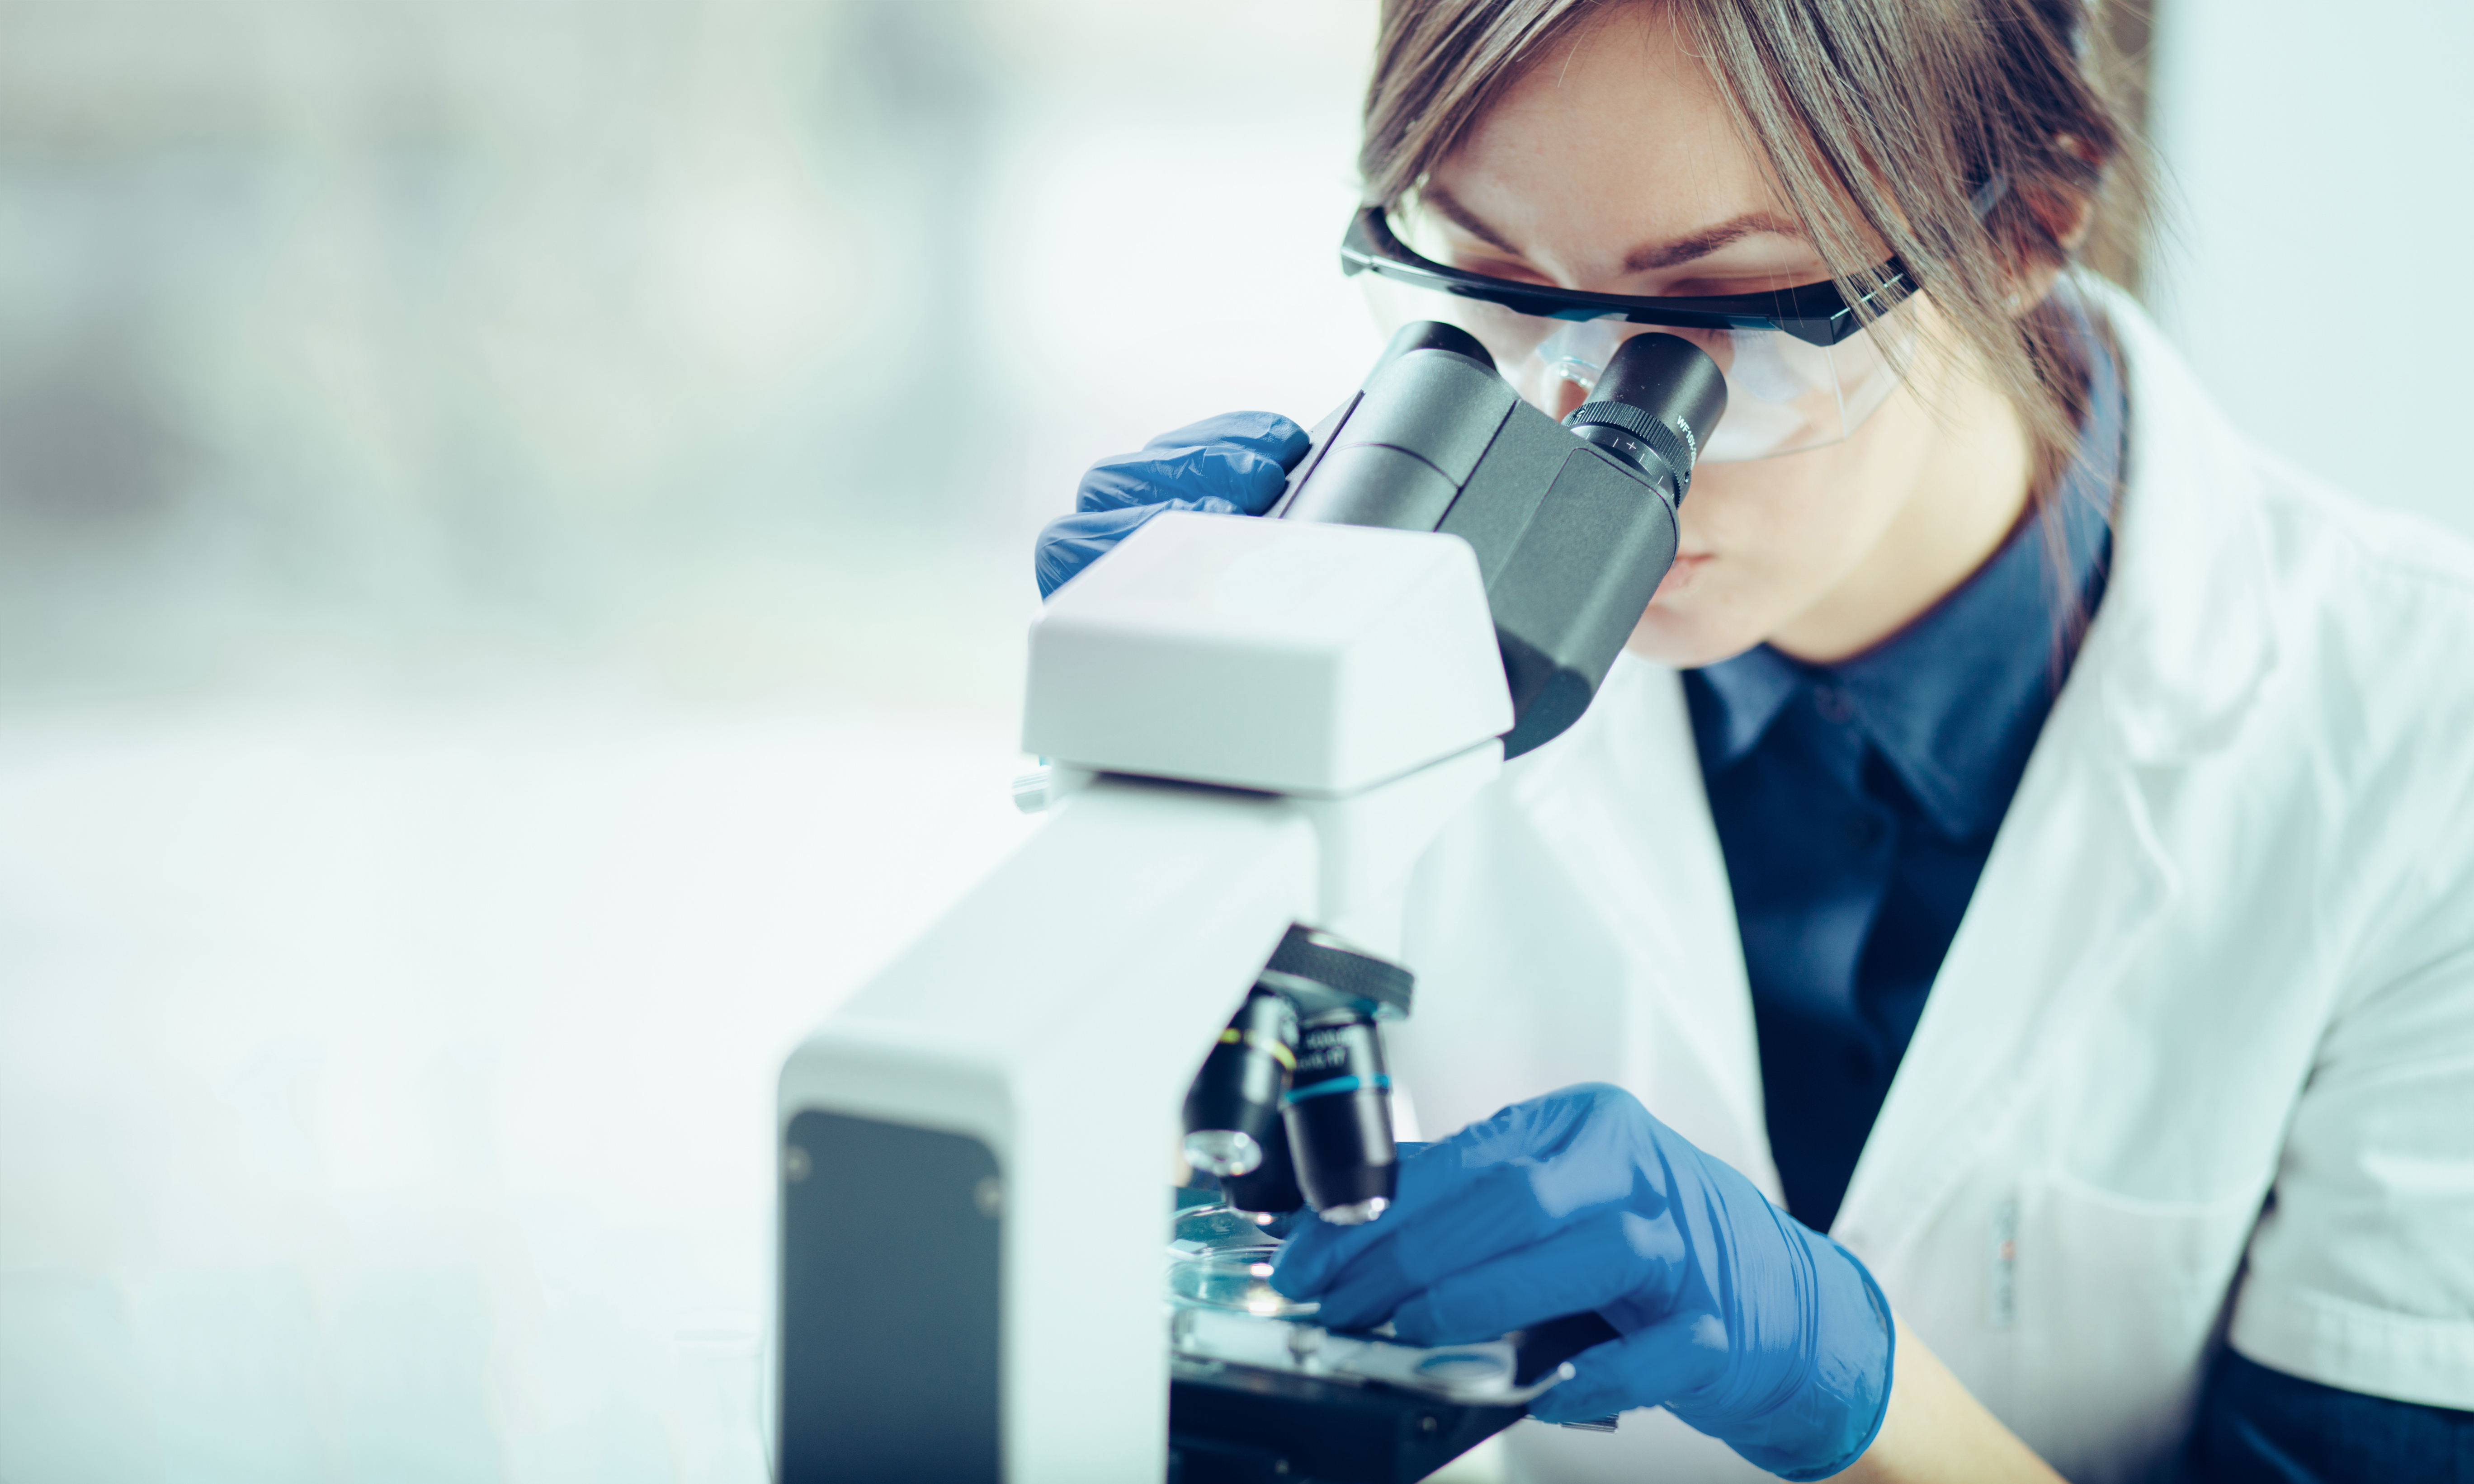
1171, 1201, 1282, 1258
1166, 1253, 1320, 1319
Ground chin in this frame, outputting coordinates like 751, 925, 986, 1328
1624, 602, 1763, 670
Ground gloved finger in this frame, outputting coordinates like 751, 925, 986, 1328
1300, 1086, 1662, 1296
1033, 497, 1240, 598
1077, 443, 1290, 516
1269, 1144, 1442, 1296
1143, 411, 1312, 469
1287, 1231, 1409, 1331
1271, 1151, 1508, 1299
1272, 1092, 1634, 1301
1275, 1159, 1575, 1318
1387, 1210, 1692, 1347
1525, 1310, 1729, 1425
1076, 413, 1306, 518
1445, 1083, 1627, 1168
1276, 1085, 1655, 1302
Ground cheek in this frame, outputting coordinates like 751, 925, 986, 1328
1631, 393, 1936, 663
1671, 448, 1882, 608
1682, 458, 1858, 564
1684, 367, 1945, 587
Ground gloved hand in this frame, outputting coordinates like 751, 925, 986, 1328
1034, 411, 1310, 598
1270, 1084, 1894, 1481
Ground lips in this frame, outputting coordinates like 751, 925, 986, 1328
1653, 552, 1712, 602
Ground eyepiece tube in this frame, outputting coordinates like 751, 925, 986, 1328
1374, 318, 1495, 372
1563, 332, 1727, 501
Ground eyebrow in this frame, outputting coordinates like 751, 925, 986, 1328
1419, 184, 1809, 275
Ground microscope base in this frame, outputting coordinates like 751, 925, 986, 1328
1169, 1359, 1522, 1484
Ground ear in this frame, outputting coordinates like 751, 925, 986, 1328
2005, 133, 2102, 312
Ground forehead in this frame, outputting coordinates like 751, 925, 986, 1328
1429, 8, 1784, 253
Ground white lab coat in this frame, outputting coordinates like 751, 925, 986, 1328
1388, 285, 2474, 1484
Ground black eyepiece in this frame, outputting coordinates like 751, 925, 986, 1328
1374, 319, 1495, 373
1563, 332, 1727, 501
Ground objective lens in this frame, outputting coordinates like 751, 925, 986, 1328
1203, 925, 1414, 1223
1218, 1114, 1305, 1219
1317, 1197, 1390, 1226
1182, 1130, 1261, 1178
1182, 989, 1298, 1178
1282, 1013, 1398, 1218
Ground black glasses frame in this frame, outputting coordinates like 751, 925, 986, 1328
1340, 205, 1910, 349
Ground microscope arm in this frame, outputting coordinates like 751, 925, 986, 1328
779, 775, 1318, 1481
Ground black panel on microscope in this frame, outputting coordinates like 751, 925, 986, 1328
1170, 1362, 1524, 1484
780, 1110, 1002, 1483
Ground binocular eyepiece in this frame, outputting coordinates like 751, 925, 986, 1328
1272, 319, 1724, 760
1182, 926, 1413, 1226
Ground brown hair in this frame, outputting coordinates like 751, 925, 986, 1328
1359, 0, 2153, 505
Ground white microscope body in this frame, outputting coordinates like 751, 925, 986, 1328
775, 511, 1513, 1481
773, 318, 1720, 1481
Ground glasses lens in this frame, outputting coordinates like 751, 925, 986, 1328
1360, 215, 1915, 462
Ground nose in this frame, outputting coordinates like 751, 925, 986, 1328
1546, 375, 1590, 420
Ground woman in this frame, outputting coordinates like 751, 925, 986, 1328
1038, 2, 2474, 1479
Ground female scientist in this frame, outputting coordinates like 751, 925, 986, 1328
1035, 2, 2474, 1479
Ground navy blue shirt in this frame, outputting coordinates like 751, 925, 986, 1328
1683, 330, 2121, 1235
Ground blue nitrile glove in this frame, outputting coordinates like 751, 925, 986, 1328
1034, 411, 1311, 598
1270, 1084, 1894, 1481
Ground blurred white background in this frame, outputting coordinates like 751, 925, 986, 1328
0, 0, 2465, 1479
0, 1, 1382, 1478
2144, 0, 2474, 535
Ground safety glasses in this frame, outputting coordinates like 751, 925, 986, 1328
1341, 203, 1919, 462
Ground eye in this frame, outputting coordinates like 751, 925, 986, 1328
1658, 274, 1812, 298
1449, 252, 1555, 287
1655, 256, 1835, 298
1633, 235, 1837, 298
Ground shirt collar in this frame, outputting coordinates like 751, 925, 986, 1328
1691, 294, 2126, 839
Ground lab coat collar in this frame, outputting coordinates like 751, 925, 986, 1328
2074, 278, 2281, 763
1834, 283, 2263, 1256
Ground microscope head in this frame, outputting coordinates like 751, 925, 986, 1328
1277, 320, 1727, 757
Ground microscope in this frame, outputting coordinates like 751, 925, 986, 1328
775, 320, 1724, 1481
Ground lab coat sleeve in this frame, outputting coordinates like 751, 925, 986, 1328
2225, 859, 2474, 1410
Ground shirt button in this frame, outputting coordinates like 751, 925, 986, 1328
1813, 684, 1854, 723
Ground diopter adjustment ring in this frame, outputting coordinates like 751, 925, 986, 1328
1565, 399, 1697, 498
1257, 924, 1414, 1021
